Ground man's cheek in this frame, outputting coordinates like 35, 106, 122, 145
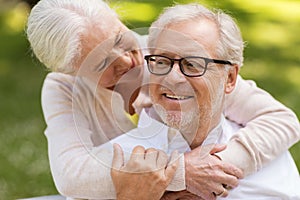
149, 85, 157, 102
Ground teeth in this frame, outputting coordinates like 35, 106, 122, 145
165, 94, 191, 100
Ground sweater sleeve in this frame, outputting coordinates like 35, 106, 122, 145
42, 73, 117, 199
217, 75, 300, 175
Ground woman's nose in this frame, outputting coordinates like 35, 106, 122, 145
113, 52, 132, 71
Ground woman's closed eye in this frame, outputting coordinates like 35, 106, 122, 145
96, 58, 108, 72
115, 33, 123, 47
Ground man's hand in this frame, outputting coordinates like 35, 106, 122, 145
111, 144, 179, 200
185, 144, 244, 200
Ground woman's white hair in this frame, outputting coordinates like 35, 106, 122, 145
148, 3, 245, 67
26, 0, 116, 73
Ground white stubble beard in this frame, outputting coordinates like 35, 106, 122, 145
153, 102, 206, 144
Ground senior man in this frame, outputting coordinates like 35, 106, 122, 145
111, 3, 300, 200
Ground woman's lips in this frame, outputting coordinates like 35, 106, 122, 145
131, 56, 136, 69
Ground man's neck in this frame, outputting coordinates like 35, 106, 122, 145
189, 116, 224, 149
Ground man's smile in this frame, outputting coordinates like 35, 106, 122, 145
163, 93, 193, 100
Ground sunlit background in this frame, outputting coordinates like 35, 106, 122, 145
0, 0, 299, 199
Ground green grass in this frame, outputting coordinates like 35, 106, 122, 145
0, 0, 299, 199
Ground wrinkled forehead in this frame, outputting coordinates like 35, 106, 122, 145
149, 28, 210, 57
149, 18, 219, 58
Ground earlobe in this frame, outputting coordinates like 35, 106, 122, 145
225, 64, 239, 94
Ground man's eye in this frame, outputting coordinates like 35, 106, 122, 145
157, 60, 169, 66
186, 61, 201, 68
184, 59, 205, 69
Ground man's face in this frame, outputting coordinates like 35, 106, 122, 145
149, 19, 235, 146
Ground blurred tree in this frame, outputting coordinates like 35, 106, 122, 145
21, 0, 39, 7
0, 0, 38, 9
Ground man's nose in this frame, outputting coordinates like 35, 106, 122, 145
165, 62, 186, 83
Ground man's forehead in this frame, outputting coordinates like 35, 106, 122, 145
153, 29, 210, 57
150, 18, 219, 57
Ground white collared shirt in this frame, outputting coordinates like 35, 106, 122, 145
108, 109, 300, 199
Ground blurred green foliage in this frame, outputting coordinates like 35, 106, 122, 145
0, 0, 299, 199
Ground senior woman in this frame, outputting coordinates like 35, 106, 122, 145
26, 0, 300, 199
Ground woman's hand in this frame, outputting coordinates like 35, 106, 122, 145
111, 144, 179, 200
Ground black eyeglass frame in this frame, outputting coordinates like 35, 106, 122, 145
144, 55, 233, 77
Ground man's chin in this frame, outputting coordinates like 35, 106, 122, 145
155, 109, 180, 127
153, 104, 196, 127
164, 111, 192, 129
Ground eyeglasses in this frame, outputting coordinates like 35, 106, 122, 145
144, 55, 233, 77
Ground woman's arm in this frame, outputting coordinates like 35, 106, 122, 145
42, 73, 185, 199
44, 72, 299, 199
42, 73, 119, 199
219, 75, 300, 175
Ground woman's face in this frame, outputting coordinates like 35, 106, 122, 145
78, 13, 144, 89
98, 29, 144, 89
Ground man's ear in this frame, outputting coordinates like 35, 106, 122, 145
225, 64, 239, 94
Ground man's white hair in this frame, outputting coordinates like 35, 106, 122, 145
148, 3, 245, 67
26, 0, 116, 73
